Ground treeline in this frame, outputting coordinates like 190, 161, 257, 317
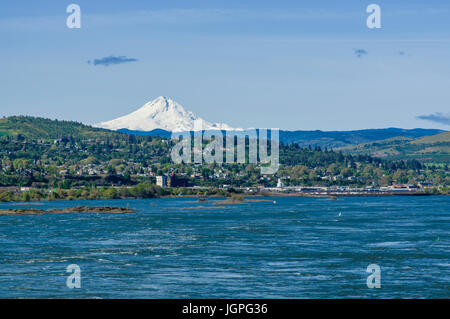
0, 183, 237, 202
281, 143, 424, 171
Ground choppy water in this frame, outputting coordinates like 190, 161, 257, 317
0, 196, 448, 298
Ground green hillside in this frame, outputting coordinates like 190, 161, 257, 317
0, 116, 119, 140
409, 132, 450, 144
339, 132, 450, 163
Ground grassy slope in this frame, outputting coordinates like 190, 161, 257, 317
0, 116, 119, 140
338, 133, 450, 162
409, 132, 450, 144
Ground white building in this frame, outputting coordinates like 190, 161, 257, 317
277, 178, 284, 188
156, 175, 168, 188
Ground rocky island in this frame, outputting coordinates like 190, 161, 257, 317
0, 206, 136, 216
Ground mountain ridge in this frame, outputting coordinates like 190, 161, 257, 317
119, 127, 446, 149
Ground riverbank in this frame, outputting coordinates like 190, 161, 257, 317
258, 191, 438, 197
0, 184, 447, 204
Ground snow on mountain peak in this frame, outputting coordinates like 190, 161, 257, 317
95, 96, 240, 132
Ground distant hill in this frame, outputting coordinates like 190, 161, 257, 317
118, 128, 172, 138
0, 116, 120, 140
120, 127, 445, 149
278, 128, 445, 148
409, 132, 450, 144
339, 132, 450, 163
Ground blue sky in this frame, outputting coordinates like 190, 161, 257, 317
1, 0, 450, 130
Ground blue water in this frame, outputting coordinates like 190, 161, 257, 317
0, 196, 448, 298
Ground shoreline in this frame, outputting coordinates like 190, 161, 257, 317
255, 191, 438, 197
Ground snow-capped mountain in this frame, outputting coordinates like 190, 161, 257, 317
95, 96, 239, 132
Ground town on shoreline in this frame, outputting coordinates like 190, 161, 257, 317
0, 117, 448, 202
0, 178, 445, 204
